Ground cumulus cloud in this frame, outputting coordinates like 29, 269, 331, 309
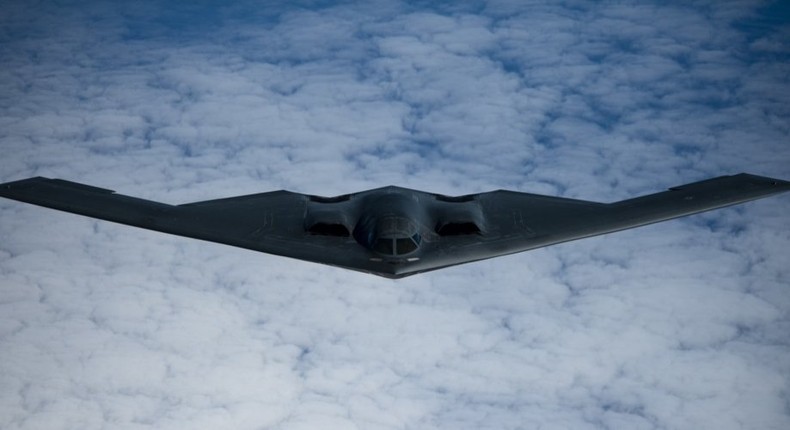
0, 0, 789, 429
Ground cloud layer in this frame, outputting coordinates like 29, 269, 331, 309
1, 1, 789, 429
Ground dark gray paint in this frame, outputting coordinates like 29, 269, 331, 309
1, 174, 788, 278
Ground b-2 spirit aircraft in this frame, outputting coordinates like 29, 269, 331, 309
1, 173, 787, 278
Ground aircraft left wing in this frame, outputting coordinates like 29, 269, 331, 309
0, 177, 373, 273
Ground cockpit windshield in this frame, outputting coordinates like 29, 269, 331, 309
373, 233, 421, 256
373, 237, 394, 254
396, 237, 418, 254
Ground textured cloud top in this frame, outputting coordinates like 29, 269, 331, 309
0, 1, 788, 429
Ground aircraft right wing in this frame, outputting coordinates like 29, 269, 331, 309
402, 173, 790, 275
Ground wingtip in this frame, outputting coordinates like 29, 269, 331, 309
738, 173, 790, 191
0, 177, 49, 193
0, 177, 116, 197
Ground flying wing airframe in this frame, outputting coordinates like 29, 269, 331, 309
1, 173, 788, 278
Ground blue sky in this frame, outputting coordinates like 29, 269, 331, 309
1, 1, 789, 429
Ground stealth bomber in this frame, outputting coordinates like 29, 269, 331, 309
1, 174, 788, 278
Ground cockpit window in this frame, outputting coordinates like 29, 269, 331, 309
396, 238, 417, 254
373, 238, 394, 255
373, 234, 421, 256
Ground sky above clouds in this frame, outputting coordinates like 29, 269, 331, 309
1, 0, 789, 429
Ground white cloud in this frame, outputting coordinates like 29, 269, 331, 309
1, 1, 789, 429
